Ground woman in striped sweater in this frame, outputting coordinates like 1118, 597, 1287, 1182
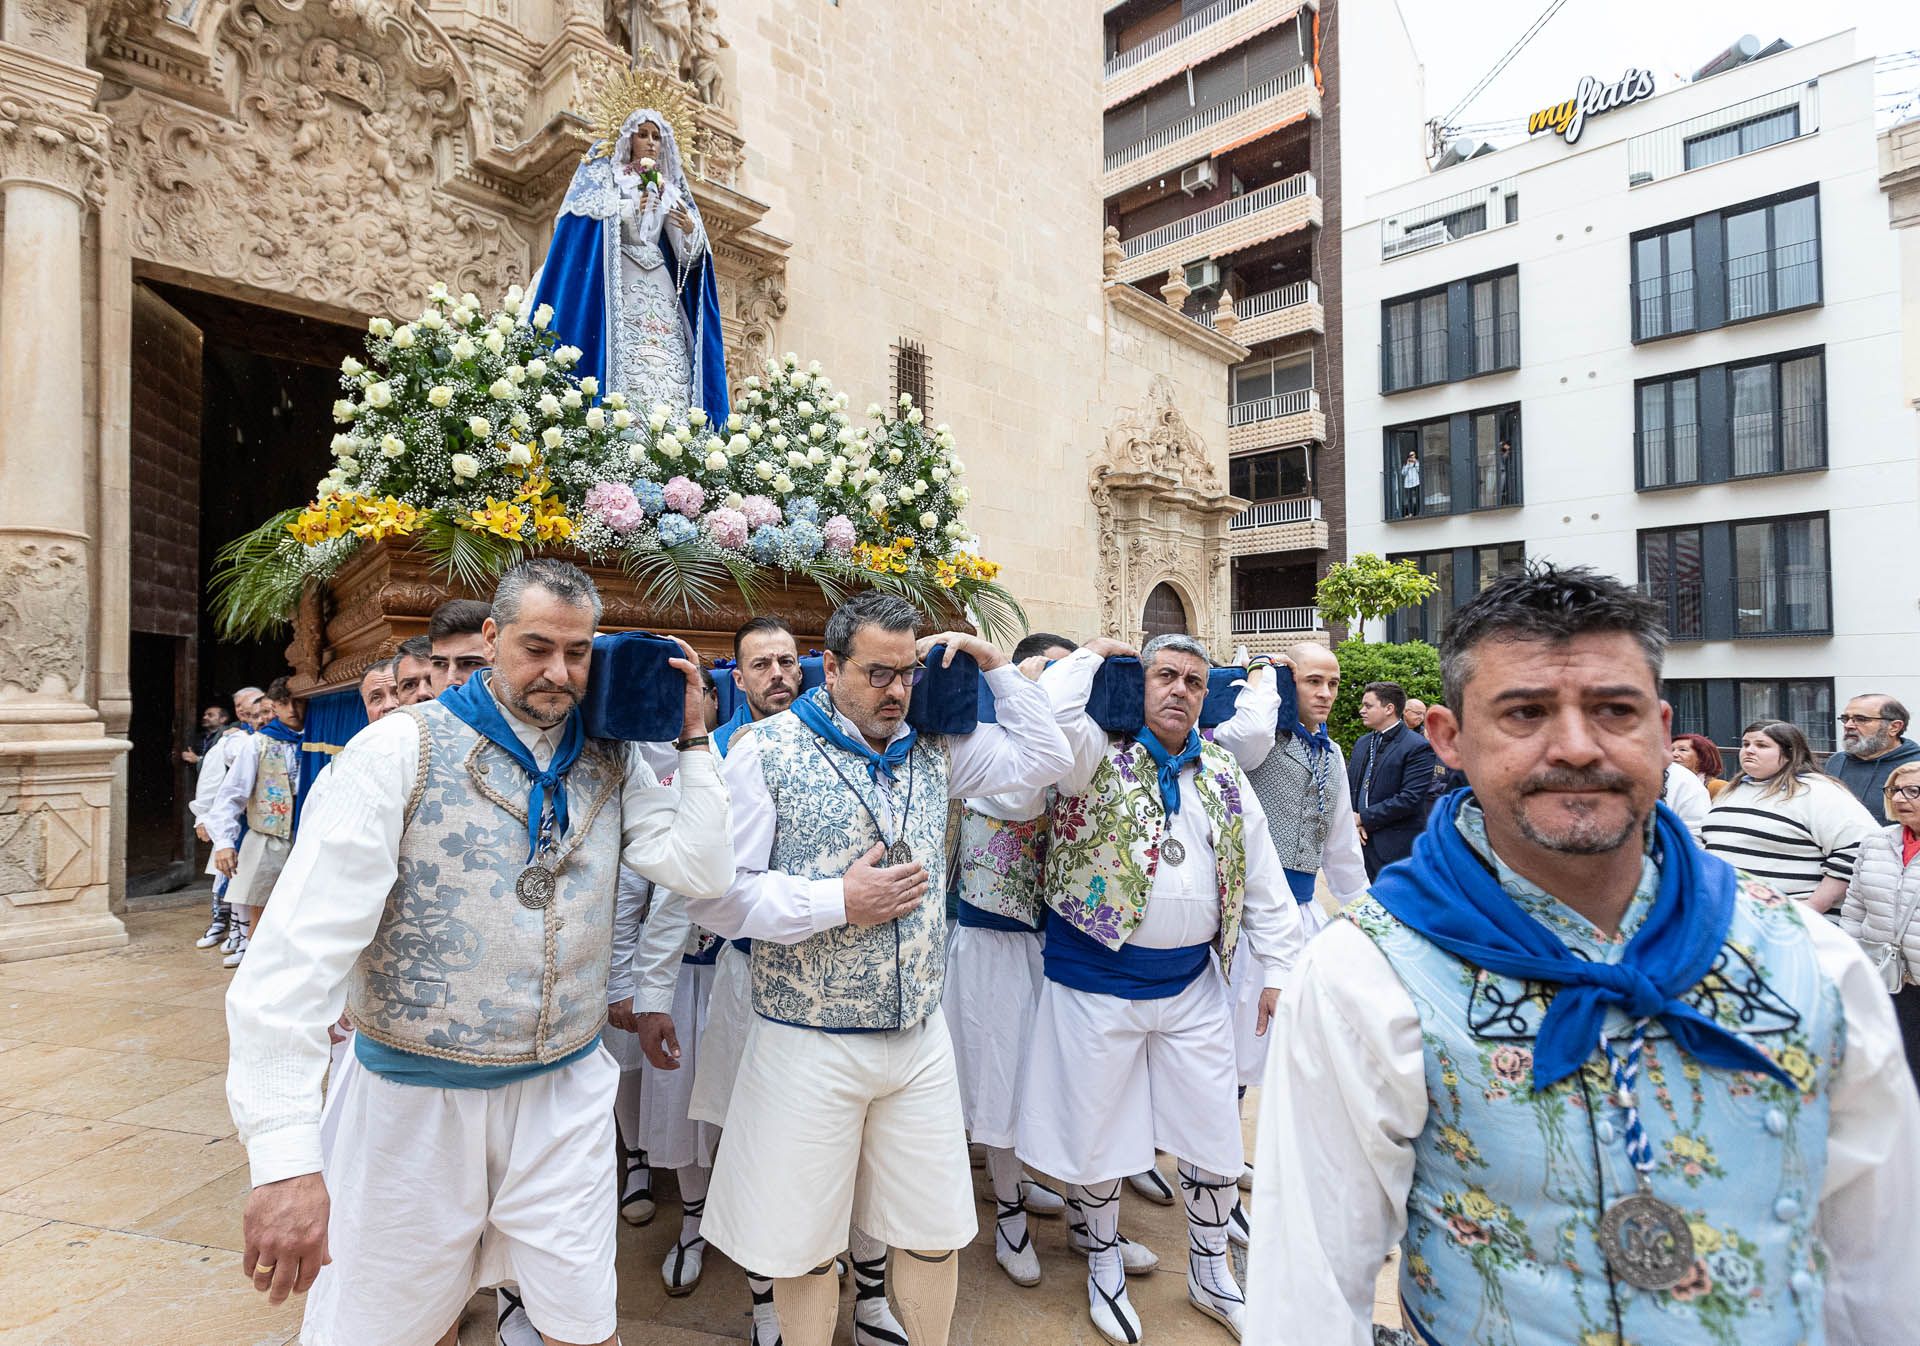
1702, 720, 1879, 912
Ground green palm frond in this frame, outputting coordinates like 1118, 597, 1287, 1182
617, 543, 729, 616
716, 551, 769, 614
208, 510, 321, 641
416, 513, 525, 594
955, 578, 1030, 646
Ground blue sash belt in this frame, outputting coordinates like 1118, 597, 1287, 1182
1042, 910, 1209, 1001
1284, 867, 1318, 904
355, 1032, 601, 1089
957, 901, 1042, 934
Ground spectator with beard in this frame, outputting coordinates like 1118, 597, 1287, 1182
1827, 695, 1920, 827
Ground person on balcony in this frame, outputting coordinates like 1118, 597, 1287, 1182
1399, 449, 1421, 518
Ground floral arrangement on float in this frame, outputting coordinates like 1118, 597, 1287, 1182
212, 283, 1020, 641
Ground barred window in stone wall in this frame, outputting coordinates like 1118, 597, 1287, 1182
891, 338, 930, 419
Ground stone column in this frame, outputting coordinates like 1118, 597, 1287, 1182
0, 39, 129, 960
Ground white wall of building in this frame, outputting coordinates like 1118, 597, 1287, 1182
1333, 0, 1429, 223
1340, 32, 1920, 726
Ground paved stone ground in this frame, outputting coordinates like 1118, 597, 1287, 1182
0, 907, 1402, 1345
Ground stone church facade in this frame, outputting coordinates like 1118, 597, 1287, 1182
0, 0, 1244, 959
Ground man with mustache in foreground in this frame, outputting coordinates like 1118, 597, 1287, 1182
1246, 564, 1920, 1346
226, 558, 734, 1346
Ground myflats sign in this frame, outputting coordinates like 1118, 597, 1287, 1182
1527, 68, 1657, 145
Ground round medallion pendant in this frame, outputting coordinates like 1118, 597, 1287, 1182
1597, 1191, 1695, 1290
1162, 837, 1187, 866
516, 864, 557, 911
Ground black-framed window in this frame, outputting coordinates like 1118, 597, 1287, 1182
1385, 542, 1525, 643
1729, 351, 1824, 477
1666, 679, 1709, 740
1383, 289, 1448, 393
1632, 225, 1695, 341
1385, 404, 1520, 519
1229, 445, 1313, 502
1683, 107, 1800, 171
1732, 514, 1830, 638
1469, 271, 1520, 375
1638, 527, 1704, 641
1661, 677, 1836, 756
1636, 373, 1701, 488
1725, 193, 1820, 321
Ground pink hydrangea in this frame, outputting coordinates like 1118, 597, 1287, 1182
583, 481, 645, 533
662, 474, 706, 518
704, 506, 749, 549
823, 514, 857, 554
739, 494, 783, 529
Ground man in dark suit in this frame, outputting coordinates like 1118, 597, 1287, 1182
1347, 680, 1438, 878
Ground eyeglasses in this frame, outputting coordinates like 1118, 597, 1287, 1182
1892, 786, 1920, 802
1838, 715, 1888, 726
845, 658, 926, 690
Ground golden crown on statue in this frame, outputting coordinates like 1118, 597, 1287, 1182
584, 50, 699, 161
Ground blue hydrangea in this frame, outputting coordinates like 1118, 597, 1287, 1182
657, 513, 697, 547
748, 524, 788, 565
632, 480, 667, 515
785, 518, 824, 559
784, 495, 821, 524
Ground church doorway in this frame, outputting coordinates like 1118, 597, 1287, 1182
124, 280, 359, 894
1141, 582, 1190, 639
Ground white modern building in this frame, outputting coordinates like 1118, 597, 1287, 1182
1341, 29, 1917, 753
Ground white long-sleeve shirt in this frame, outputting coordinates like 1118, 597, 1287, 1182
1051, 653, 1306, 989
1664, 760, 1712, 838
225, 688, 731, 1188
966, 652, 1100, 823
189, 728, 247, 823
1245, 901, 1920, 1346
1211, 670, 1371, 907
691, 662, 1073, 945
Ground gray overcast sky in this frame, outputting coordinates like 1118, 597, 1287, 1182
1396, 0, 1919, 137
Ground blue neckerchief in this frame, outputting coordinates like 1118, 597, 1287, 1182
713, 702, 753, 758
1137, 728, 1205, 817
1370, 790, 1795, 1091
1292, 720, 1334, 758
257, 718, 308, 830
790, 686, 914, 782
439, 671, 585, 863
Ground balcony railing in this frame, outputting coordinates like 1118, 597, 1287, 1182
1379, 178, 1519, 262
1231, 605, 1320, 634
1230, 497, 1322, 529
1229, 387, 1314, 426
1104, 65, 1306, 173
1727, 242, 1821, 322
1626, 81, 1819, 187
1638, 578, 1706, 641
1121, 171, 1315, 260
1104, 0, 1257, 79
1731, 402, 1826, 476
1735, 570, 1831, 638
1196, 279, 1317, 328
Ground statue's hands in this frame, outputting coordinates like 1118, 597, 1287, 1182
668, 203, 695, 234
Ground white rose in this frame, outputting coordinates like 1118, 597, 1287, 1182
538, 393, 562, 417
533, 304, 555, 329
887, 448, 904, 465
689, 408, 708, 428
786, 451, 806, 468
468, 416, 492, 438
783, 352, 799, 367
367, 317, 394, 338
585, 407, 606, 431
337, 456, 360, 475
420, 312, 446, 332
427, 385, 453, 408
507, 444, 533, 467
919, 511, 938, 530
899, 393, 913, 408
808, 360, 822, 374
896, 487, 915, 505
807, 446, 826, 465
506, 366, 527, 386
330, 432, 356, 453
906, 408, 923, 425
604, 392, 628, 411
724, 493, 744, 510
728, 434, 750, 455
629, 444, 649, 466
809, 424, 827, 441
868, 490, 888, 510
542, 426, 564, 449
612, 409, 634, 429
950, 485, 970, 507
461, 291, 480, 310
865, 467, 882, 484
660, 440, 682, 459
380, 435, 405, 458
429, 282, 450, 301
483, 331, 506, 356
580, 376, 599, 396
831, 455, 848, 471
706, 450, 729, 471
701, 437, 723, 456
951, 458, 967, 475
648, 413, 668, 432
492, 314, 513, 334
788, 370, 809, 388
932, 465, 949, 482
554, 344, 582, 366
727, 413, 744, 431
357, 382, 388, 409
525, 358, 548, 380
505, 282, 525, 304
561, 389, 582, 409
772, 434, 790, 450
451, 336, 476, 361
745, 375, 761, 390
824, 471, 844, 489
341, 357, 365, 377
945, 520, 966, 539
448, 306, 472, 328
935, 423, 950, 435
754, 461, 775, 481
837, 428, 859, 446
488, 379, 514, 400
674, 425, 693, 444
796, 400, 815, 417
774, 474, 795, 494
510, 411, 531, 433
747, 424, 763, 442
450, 453, 480, 480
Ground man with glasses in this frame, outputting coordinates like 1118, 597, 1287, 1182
1828, 695, 1920, 827
689, 591, 1072, 1346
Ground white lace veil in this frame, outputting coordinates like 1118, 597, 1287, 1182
611, 109, 702, 231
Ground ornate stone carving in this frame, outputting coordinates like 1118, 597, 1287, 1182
104, 0, 530, 317
1159, 264, 1190, 311
0, 536, 88, 698
1102, 225, 1124, 281
1102, 375, 1223, 492
617, 0, 731, 110
0, 98, 109, 207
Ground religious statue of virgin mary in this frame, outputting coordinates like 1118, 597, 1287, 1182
532, 67, 729, 421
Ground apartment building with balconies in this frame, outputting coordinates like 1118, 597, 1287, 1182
1341, 30, 1917, 752
1102, 0, 1346, 651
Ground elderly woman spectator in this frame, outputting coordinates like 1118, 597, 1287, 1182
1702, 720, 1878, 913
1671, 732, 1731, 800
1840, 760, 1920, 1085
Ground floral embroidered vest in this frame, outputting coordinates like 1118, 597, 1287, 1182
956, 807, 1050, 929
749, 710, 953, 1030
1348, 844, 1843, 1346
1044, 738, 1248, 980
246, 735, 298, 840
347, 702, 627, 1067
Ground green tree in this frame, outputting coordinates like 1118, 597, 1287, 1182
1315, 553, 1439, 640
1327, 637, 1443, 751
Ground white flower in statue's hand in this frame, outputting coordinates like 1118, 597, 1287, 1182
561, 389, 583, 409
585, 407, 606, 431
689, 408, 708, 428
507, 444, 533, 467
604, 392, 627, 410
380, 435, 405, 458
534, 304, 555, 330
368, 317, 394, 338
754, 461, 775, 481
612, 409, 634, 429
775, 474, 794, 494
648, 413, 668, 432
364, 382, 394, 408
450, 453, 480, 480
541, 427, 564, 449
919, 511, 938, 529
332, 399, 358, 422
629, 444, 649, 467
580, 376, 599, 396
706, 450, 728, 471
483, 331, 506, 356
887, 448, 904, 465
468, 416, 492, 438
525, 358, 548, 380
451, 336, 477, 361
538, 393, 563, 418
639, 157, 656, 172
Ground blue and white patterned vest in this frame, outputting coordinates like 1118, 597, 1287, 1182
346, 702, 627, 1066
1349, 811, 1844, 1346
748, 709, 953, 1030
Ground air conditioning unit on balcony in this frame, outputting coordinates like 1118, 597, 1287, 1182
1179, 160, 1219, 196
1383, 222, 1451, 258
1185, 260, 1223, 293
